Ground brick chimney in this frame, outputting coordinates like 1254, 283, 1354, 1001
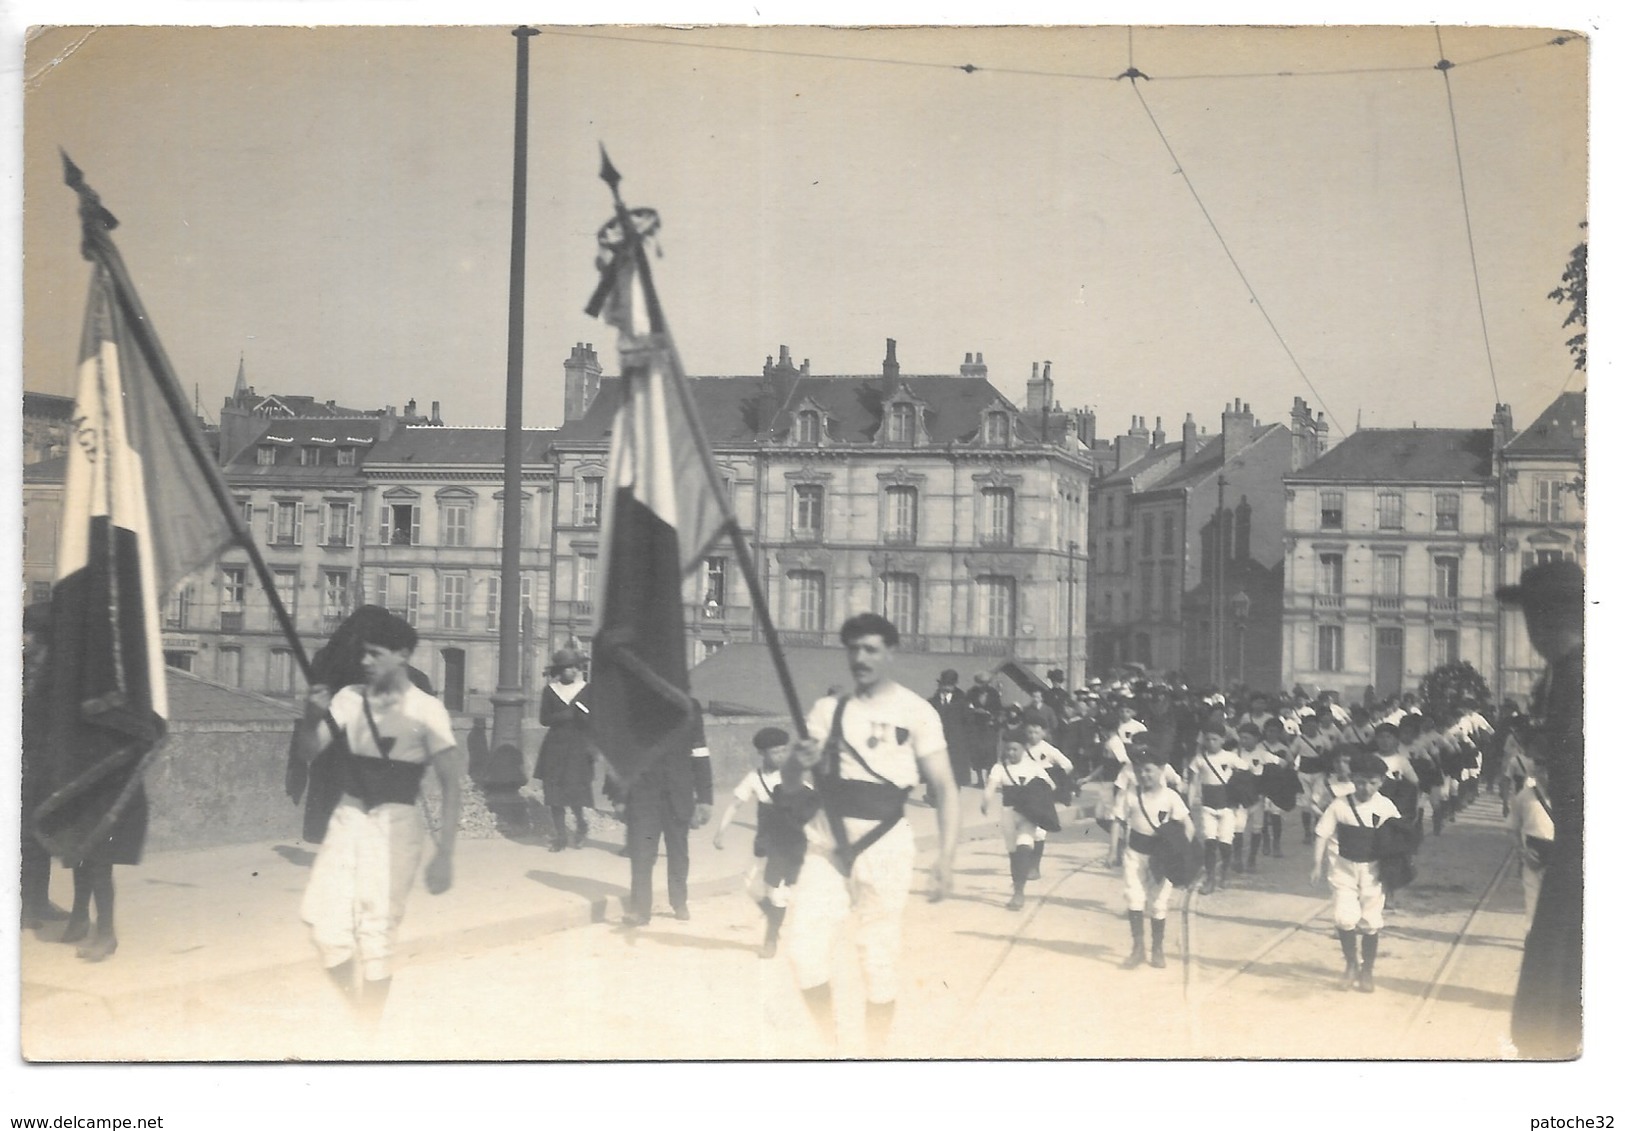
959, 351, 987, 379
1492, 402, 1515, 450
1289, 395, 1324, 470
1115, 415, 1150, 468
563, 342, 603, 423
1079, 406, 1097, 448
1151, 415, 1166, 447
1181, 413, 1200, 463
1221, 397, 1255, 462
1026, 361, 1054, 414
882, 338, 900, 379
430, 400, 443, 426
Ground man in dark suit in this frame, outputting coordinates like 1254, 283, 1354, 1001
964, 672, 1003, 787
1498, 561, 1584, 1059
619, 703, 714, 926
928, 670, 973, 789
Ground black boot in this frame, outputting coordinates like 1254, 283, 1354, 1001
1302, 810, 1314, 844
1270, 814, 1285, 856
548, 806, 568, 852
1123, 911, 1146, 969
1248, 833, 1261, 872
1149, 918, 1167, 968
803, 983, 838, 1052
1008, 846, 1033, 911
1357, 932, 1378, 993
1232, 834, 1247, 873
1217, 842, 1233, 889
1030, 839, 1045, 880
1432, 806, 1445, 837
1199, 840, 1218, 894
1337, 930, 1359, 989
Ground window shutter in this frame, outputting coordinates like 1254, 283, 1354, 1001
379, 506, 390, 544
408, 575, 420, 625
411, 505, 422, 546
318, 505, 327, 547
293, 504, 304, 546
267, 505, 277, 544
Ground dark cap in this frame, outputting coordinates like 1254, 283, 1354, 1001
753, 726, 790, 750
1497, 560, 1583, 612
1349, 750, 1387, 777
938, 669, 959, 685
1047, 668, 1065, 681
1129, 746, 1167, 766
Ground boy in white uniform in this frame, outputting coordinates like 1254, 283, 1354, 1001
294, 612, 462, 1027
1186, 720, 1246, 894
1312, 750, 1403, 993
788, 613, 959, 1056
983, 738, 1055, 910
1020, 713, 1073, 880
1110, 749, 1194, 969
715, 726, 813, 958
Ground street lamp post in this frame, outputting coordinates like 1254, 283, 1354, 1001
1231, 588, 1252, 692
1067, 540, 1078, 689
1213, 474, 1228, 689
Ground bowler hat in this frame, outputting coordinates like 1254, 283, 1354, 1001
938, 669, 960, 685
1497, 560, 1583, 611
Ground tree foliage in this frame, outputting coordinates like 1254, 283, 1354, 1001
1419, 661, 1492, 721
1548, 221, 1587, 372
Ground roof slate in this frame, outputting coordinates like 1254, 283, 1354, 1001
1289, 428, 1494, 483
366, 425, 556, 465
1504, 390, 1585, 455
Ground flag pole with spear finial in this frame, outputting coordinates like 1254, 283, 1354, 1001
593, 146, 807, 738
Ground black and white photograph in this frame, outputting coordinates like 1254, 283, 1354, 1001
4, 4, 1614, 1124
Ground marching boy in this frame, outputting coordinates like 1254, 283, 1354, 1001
1020, 710, 1073, 880
1311, 750, 1403, 992
714, 726, 815, 958
1110, 748, 1194, 969
293, 611, 462, 1028
982, 737, 1056, 911
1187, 720, 1246, 894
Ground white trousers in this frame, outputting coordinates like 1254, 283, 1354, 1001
785, 819, 914, 1003
1122, 846, 1172, 918
1328, 854, 1384, 933
1198, 806, 1235, 843
301, 800, 426, 981
999, 807, 1039, 851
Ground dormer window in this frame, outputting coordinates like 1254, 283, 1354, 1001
795, 410, 822, 444
256, 446, 277, 466
887, 403, 917, 444
986, 411, 1010, 445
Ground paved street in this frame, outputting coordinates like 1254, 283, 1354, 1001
20, 785, 1526, 1061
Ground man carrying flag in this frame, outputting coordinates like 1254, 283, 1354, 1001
32, 158, 237, 960
584, 153, 730, 925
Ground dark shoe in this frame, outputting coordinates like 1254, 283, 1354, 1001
1006, 892, 1025, 911
1149, 947, 1166, 969
76, 934, 117, 963
58, 918, 90, 945
548, 839, 566, 853
672, 906, 691, 921
1029, 865, 1042, 881
620, 914, 650, 928
572, 828, 588, 849
1122, 946, 1146, 970
1199, 874, 1216, 895
22, 901, 70, 929
759, 938, 778, 960
1150, 919, 1167, 967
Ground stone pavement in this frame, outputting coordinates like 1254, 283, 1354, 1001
18, 783, 996, 1060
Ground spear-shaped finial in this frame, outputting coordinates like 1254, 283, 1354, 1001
61, 149, 120, 251
599, 143, 623, 198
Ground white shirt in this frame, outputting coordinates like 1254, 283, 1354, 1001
1113, 784, 1190, 836
732, 768, 783, 806
803, 682, 946, 850
984, 755, 1052, 810
1508, 784, 1555, 845
1114, 761, 1181, 793
328, 684, 457, 765
1026, 740, 1073, 776
1315, 792, 1403, 852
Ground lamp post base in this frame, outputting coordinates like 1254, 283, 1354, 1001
482, 687, 529, 788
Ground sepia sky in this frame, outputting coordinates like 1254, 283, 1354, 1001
20, 22, 1589, 440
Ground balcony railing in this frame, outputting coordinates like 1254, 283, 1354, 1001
978, 532, 1014, 548
789, 527, 823, 543
779, 630, 829, 648
1429, 596, 1460, 615
1372, 595, 1402, 613
881, 530, 917, 546
1313, 594, 1345, 611
571, 600, 593, 618
965, 636, 1016, 656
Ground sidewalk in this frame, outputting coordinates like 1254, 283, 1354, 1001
19, 783, 1005, 1046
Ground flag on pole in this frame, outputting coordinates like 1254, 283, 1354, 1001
584, 164, 730, 785
31, 157, 238, 862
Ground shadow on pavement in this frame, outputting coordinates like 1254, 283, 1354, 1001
524, 868, 622, 903
272, 844, 316, 868
954, 928, 1116, 964
633, 929, 762, 955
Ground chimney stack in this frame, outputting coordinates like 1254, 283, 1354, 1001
959, 351, 988, 379
1079, 406, 1097, 448
1182, 413, 1200, 463
1115, 415, 1151, 467
1026, 360, 1054, 414
430, 400, 443, 426
1152, 415, 1166, 447
563, 342, 603, 422
1221, 397, 1255, 463
1492, 403, 1516, 450
882, 338, 900, 378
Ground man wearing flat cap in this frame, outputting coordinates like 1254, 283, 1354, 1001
1498, 560, 1583, 1058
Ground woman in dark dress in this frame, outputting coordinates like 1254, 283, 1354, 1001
534, 649, 596, 851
